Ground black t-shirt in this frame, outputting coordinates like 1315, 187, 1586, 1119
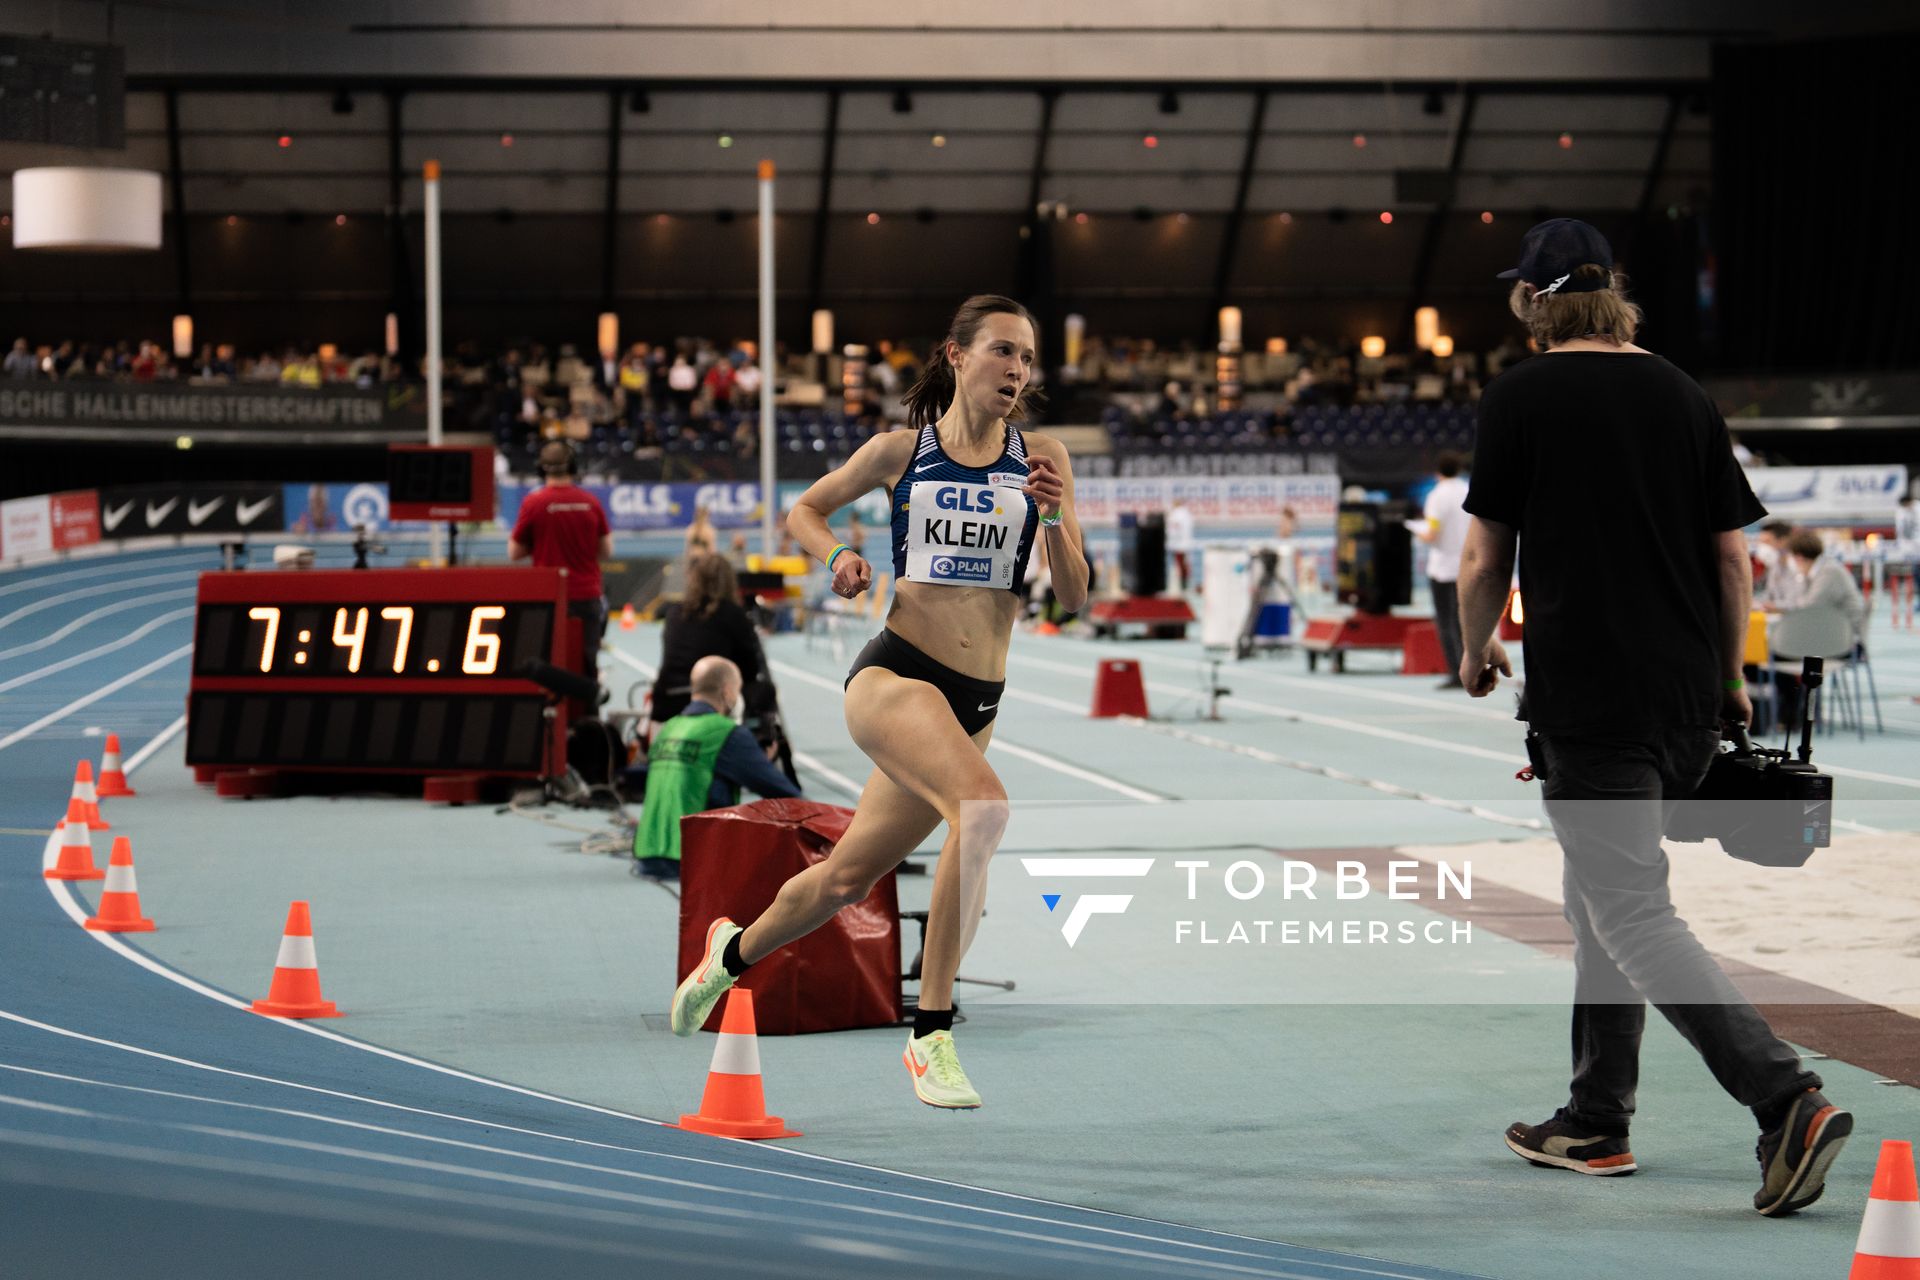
1465, 352, 1766, 737
651, 600, 762, 721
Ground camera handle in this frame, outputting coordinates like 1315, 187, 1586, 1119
1796, 656, 1824, 764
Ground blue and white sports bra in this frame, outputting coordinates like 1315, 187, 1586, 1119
888, 422, 1039, 593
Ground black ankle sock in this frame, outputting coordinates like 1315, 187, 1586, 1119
721, 933, 750, 978
913, 1007, 954, 1038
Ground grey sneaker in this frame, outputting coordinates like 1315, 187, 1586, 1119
1504, 1108, 1637, 1175
670, 917, 741, 1036
1754, 1089, 1851, 1216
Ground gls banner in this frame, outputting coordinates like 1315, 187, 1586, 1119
97, 484, 285, 537
499, 481, 765, 532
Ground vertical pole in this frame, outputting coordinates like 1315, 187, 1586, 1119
424, 159, 445, 565
757, 159, 778, 559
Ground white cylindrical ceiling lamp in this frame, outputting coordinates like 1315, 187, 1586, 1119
12, 168, 163, 251
1414, 306, 1439, 351
1265, 337, 1289, 355
384, 312, 400, 356
1360, 335, 1387, 359
171, 315, 193, 358
597, 311, 619, 360
1431, 334, 1455, 359
1064, 313, 1085, 367
1217, 306, 1243, 347
811, 309, 834, 355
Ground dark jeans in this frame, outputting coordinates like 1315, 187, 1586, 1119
1537, 727, 1821, 1134
1430, 579, 1463, 677
568, 597, 608, 688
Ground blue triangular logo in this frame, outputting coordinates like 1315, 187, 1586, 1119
1042, 894, 1061, 912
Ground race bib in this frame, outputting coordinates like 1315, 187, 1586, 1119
902, 480, 1027, 589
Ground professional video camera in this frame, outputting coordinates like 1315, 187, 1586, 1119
1664, 657, 1835, 868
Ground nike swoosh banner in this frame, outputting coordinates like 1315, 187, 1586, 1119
97, 483, 283, 536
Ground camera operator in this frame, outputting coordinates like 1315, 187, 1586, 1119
508, 440, 614, 688
1456, 219, 1849, 1216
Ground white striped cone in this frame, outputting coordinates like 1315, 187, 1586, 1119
250, 901, 341, 1018
45, 799, 103, 881
97, 733, 136, 797
674, 989, 799, 1140
71, 762, 108, 830
84, 837, 153, 931
1853, 1140, 1920, 1280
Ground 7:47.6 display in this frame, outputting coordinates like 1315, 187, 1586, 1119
192, 601, 554, 679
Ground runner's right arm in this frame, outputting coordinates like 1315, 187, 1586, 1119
788, 431, 913, 595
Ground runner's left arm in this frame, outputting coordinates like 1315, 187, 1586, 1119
1027, 435, 1088, 613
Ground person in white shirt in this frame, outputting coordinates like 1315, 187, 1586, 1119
1165, 500, 1197, 593
1892, 495, 1918, 628
1753, 520, 1805, 609
1416, 453, 1472, 688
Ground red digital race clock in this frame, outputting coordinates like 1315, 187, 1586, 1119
186, 567, 570, 777
386, 444, 496, 523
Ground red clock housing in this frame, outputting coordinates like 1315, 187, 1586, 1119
186, 566, 569, 777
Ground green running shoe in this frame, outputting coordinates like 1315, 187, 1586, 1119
903, 1029, 981, 1110
670, 917, 741, 1037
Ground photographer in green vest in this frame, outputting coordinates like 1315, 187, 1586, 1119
634, 655, 802, 879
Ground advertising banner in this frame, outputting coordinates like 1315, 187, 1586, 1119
499, 481, 767, 532
97, 483, 285, 537
0, 383, 396, 437
1071, 475, 1342, 530
1744, 466, 1910, 522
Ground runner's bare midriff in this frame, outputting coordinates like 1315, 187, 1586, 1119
887, 581, 1019, 682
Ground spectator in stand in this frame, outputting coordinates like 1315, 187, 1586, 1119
4, 339, 35, 379
650, 553, 762, 725
130, 341, 159, 382
246, 351, 282, 382
704, 352, 736, 413
733, 356, 762, 409
508, 440, 614, 686
667, 351, 699, 416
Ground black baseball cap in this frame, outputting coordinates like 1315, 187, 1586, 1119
1496, 218, 1614, 295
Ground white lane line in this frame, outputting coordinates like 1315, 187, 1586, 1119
0, 552, 210, 601
0, 644, 192, 754
0, 590, 198, 662
0, 1127, 769, 1268
0, 607, 195, 694
0, 1023, 1312, 1274
0, 1091, 91, 1117
123, 713, 188, 775
1008, 650, 1526, 766
1825, 763, 1920, 791
985, 738, 1167, 804
766, 657, 1170, 805
1021, 631, 1516, 723
0, 569, 203, 634
789, 749, 864, 797
1119, 717, 1547, 832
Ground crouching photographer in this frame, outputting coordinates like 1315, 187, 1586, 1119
1455, 218, 1849, 1216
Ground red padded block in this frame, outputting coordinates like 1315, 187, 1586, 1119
1400, 621, 1448, 675
1090, 659, 1149, 718
678, 799, 900, 1036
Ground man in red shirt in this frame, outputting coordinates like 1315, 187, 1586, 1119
508, 440, 614, 686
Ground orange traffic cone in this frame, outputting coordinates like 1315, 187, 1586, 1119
96, 733, 136, 798
619, 602, 638, 631
1852, 1140, 1920, 1279
70, 761, 108, 830
84, 837, 155, 932
44, 798, 104, 882
674, 990, 799, 1139
250, 901, 341, 1018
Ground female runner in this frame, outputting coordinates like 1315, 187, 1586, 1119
670, 295, 1087, 1108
